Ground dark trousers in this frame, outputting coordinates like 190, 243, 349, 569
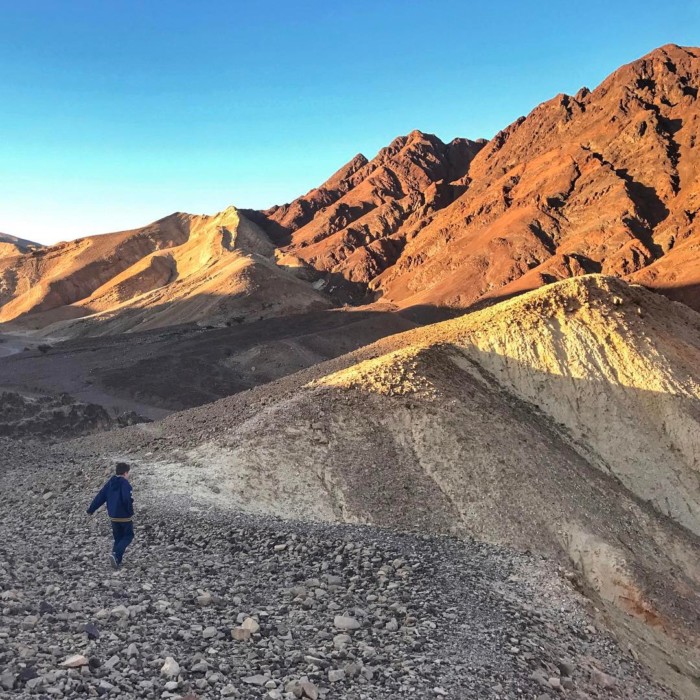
111, 521, 134, 564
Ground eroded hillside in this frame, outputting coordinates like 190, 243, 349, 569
84, 275, 700, 696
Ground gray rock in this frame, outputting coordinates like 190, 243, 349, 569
160, 657, 180, 678
110, 605, 129, 619
231, 626, 252, 641
104, 654, 120, 670
334, 615, 361, 630
591, 667, 617, 688
21, 615, 39, 630
243, 674, 270, 686
196, 591, 213, 606
0, 670, 15, 690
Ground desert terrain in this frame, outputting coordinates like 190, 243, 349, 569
1, 44, 699, 700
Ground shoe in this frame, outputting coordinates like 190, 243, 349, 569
109, 553, 120, 570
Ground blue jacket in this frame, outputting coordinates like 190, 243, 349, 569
87, 476, 134, 521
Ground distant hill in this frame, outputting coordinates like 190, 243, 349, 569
0, 207, 330, 337
0, 232, 42, 256
1, 44, 698, 336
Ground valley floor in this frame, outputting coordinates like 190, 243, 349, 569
0, 439, 672, 700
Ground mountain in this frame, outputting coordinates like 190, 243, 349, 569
89, 275, 700, 696
2, 45, 698, 337
0, 232, 42, 257
245, 131, 486, 301
254, 44, 700, 314
0, 207, 330, 337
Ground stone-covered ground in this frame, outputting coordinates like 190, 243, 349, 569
0, 439, 672, 699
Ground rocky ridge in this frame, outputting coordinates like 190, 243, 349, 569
0, 438, 671, 699
254, 44, 700, 314
79, 275, 700, 697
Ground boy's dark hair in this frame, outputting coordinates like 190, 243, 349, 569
115, 462, 131, 475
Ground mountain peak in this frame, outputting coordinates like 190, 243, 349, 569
248, 44, 700, 314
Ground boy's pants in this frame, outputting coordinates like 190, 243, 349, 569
111, 521, 134, 565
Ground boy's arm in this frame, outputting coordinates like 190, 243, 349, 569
87, 483, 108, 515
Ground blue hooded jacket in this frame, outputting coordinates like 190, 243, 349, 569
87, 475, 133, 521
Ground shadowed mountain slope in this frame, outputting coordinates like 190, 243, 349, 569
0, 232, 42, 257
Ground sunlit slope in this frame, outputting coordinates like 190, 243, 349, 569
98, 276, 700, 666
0, 208, 329, 337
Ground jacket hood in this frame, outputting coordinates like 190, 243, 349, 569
107, 475, 128, 493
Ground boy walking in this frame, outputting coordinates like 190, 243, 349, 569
87, 462, 134, 569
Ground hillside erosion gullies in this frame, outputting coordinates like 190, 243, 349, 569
0, 207, 330, 338
244, 131, 486, 301
252, 44, 700, 313
76, 275, 700, 695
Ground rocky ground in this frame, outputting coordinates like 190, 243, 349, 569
0, 392, 146, 440
0, 439, 672, 699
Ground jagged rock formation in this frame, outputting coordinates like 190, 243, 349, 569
245, 131, 485, 299
92, 276, 700, 696
0, 208, 330, 337
254, 45, 700, 313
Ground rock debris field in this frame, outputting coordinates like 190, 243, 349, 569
0, 441, 671, 699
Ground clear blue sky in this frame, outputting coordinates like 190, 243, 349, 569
0, 1, 697, 244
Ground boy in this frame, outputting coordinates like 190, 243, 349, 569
87, 462, 134, 569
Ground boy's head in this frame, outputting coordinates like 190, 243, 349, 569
115, 462, 131, 479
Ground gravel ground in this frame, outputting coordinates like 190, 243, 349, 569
0, 440, 672, 699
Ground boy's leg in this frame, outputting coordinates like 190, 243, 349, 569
113, 522, 134, 565
110, 522, 122, 568
111, 522, 121, 555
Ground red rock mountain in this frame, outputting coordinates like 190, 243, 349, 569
253, 44, 700, 313
1, 44, 698, 337
245, 132, 486, 300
